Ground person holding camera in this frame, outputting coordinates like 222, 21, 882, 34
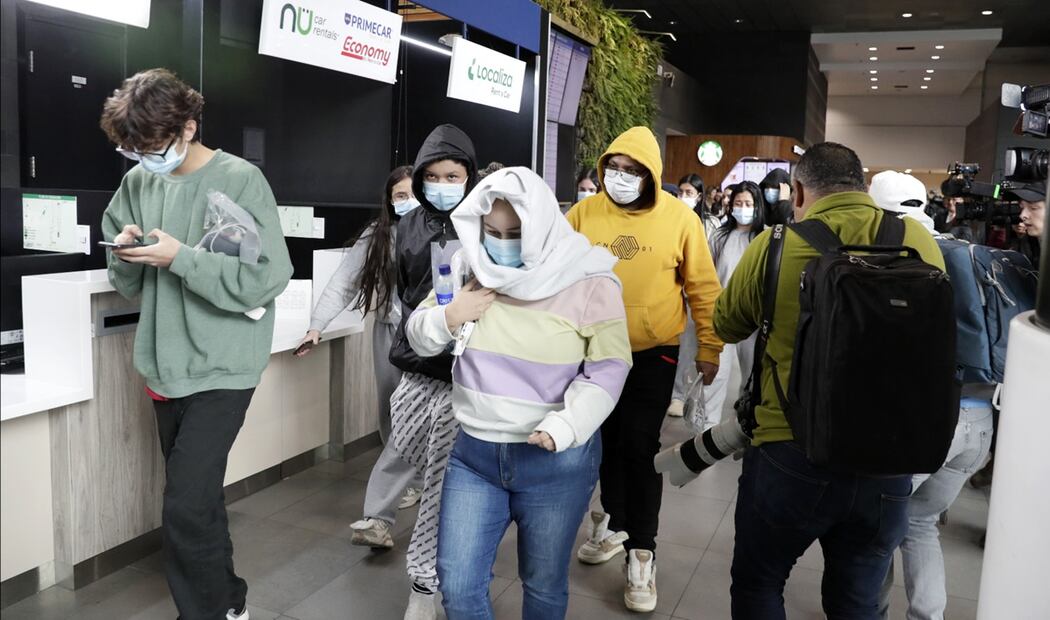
1014, 182, 1045, 265
712, 143, 946, 618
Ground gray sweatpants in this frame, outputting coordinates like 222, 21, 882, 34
363, 321, 420, 524
390, 372, 457, 590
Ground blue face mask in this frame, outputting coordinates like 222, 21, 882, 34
138, 141, 188, 176
483, 233, 523, 268
423, 181, 466, 211
392, 197, 420, 217
763, 188, 780, 205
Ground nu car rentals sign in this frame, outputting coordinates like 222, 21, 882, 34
447, 37, 527, 113
258, 0, 402, 84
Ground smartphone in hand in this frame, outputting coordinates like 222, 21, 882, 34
98, 240, 143, 249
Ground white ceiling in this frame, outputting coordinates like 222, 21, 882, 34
812, 29, 1001, 96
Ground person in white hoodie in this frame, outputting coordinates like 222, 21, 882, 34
406, 167, 632, 620
868, 170, 937, 233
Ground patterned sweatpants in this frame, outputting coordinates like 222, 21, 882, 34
389, 372, 457, 590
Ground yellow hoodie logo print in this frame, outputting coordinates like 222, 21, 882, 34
610, 235, 640, 260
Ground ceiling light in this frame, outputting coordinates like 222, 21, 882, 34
613, 9, 652, 19
869, 56, 878, 61
921, 85, 929, 89
935, 44, 945, 49
871, 78, 879, 82
863, 168, 870, 172
870, 70, 878, 74
639, 30, 677, 42
924, 76, 932, 81
926, 69, 935, 73
904, 169, 912, 173
871, 85, 879, 90
931, 55, 940, 60
734, 18, 744, 24
901, 12, 913, 18
981, 10, 993, 16
869, 47, 878, 51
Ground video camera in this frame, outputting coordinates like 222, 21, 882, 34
937, 162, 1021, 226
1002, 83, 1049, 184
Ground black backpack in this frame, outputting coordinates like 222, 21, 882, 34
745, 215, 960, 475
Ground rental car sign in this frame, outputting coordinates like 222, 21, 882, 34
446, 37, 527, 113
258, 0, 402, 84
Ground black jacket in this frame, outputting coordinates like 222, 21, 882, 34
389, 124, 478, 381
760, 168, 794, 226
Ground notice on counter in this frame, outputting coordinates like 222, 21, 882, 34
278, 205, 315, 238
275, 279, 313, 315
258, 0, 402, 84
22, 193, 80, 253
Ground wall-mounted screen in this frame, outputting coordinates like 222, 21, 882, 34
546, 30, 590, 126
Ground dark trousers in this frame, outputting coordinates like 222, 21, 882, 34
599, 345, 678, 553
154, 389, 254, 620
731, 442, 911, 620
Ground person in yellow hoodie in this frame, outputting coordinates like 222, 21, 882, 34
566, 126, 723, 612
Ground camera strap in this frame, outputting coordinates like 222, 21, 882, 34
738, 224, 786, 435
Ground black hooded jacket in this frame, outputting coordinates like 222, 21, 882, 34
389, 124, 478, 381
760, 168, 794, 226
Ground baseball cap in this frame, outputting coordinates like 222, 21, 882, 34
869, 170, 928, 212
1004, 181, 1047, 202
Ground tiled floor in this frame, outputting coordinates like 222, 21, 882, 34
4, 410, 989, 620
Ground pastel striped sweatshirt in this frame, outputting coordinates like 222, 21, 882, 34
406, 276, 632, 452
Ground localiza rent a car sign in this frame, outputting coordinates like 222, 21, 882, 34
447, 37, 527, 113
258, 0, 402, 84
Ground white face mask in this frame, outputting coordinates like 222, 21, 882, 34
392, 197, 420, 217
577, 189, 596, 203
680, 195, 698, 208
603, 170, 644, 205
732, 206, 755, 225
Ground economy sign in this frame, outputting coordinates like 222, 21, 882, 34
446, 37, 526, 113
258, 0, 402, 84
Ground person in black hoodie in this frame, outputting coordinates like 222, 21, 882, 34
385, 124, 479, 620
759, 167, 795, 226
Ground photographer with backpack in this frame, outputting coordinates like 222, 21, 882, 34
714, 143, 956, 619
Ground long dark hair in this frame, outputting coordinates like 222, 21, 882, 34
710, 181, 766, 265
349, 165, 413, 317
679, 173, 710, 215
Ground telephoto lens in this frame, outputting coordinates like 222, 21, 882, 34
654, 415, 752, 487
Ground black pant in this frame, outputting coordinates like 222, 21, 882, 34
599, 345, 678, 553
731, 442, 910, 619
154, 389, 254, 620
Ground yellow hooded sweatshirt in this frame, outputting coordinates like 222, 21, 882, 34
567, 126, 724, 365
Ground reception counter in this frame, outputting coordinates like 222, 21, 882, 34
1, 249, 383, 605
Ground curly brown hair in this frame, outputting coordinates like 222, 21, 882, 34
99, 68, 203, 151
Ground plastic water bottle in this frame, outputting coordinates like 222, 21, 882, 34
436, 264, 454, 306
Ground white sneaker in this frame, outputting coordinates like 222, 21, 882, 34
399, 487, 422, 510
226, 606, 249, 620
349, 517, 394, 549
666, 399, 685, 417
577, 511, 628, 564
624, 549, 657, 612
404, 588, 436, 620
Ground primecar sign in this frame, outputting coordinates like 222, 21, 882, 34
258, 0, 402, 84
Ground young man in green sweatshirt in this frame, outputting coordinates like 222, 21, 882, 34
99, 68, 292, 620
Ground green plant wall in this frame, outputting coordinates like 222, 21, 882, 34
537, 0, 663, 170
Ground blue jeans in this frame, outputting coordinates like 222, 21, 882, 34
731, 442, 912, 620
878, 399, 994, 620
436, 431, 600, 620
